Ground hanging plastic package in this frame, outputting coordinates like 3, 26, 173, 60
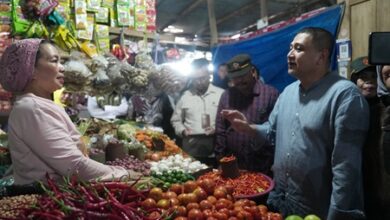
47, 10, 65, 25
25, 20, 49, 38
11, 0, 32, 35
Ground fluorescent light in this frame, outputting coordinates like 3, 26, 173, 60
174, 37, 187, 43
231, 33, 241, 39
163, 25, 184, 33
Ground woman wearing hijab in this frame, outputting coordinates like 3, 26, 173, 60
0, 39, 138, 185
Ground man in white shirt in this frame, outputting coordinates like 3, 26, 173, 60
171, 58, 224, 166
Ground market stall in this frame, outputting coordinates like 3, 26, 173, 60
0, 118, 282, 219
0, 0, 328, 219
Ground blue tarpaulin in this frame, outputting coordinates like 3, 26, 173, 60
212, 5, 343, 92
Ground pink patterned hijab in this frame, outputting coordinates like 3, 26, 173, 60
0, 38, 43, 92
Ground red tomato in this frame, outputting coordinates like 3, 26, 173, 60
225, 184, 235, 195
214, 189, 227, 199
164, 191, 178, 199
175, 217, 188, 220
141, 198, 157, 210
218, 198, 233, 209
199, 200, 213, 210
193, 187, 208, 201
271, 213, 283, 220
175, 206, 187, 217
199, 178, 216, 194
207, 196, 217, 205
237, 211, 253, 220
149, 187, 163, 201
213, 212, 228, 220
169, 198, 180, 207
257, 205, 268, 216
184, 180, 198, 193
157, 199, 170, 209
170, 183, 184, 195
148, 211, 161, 219
203, 209, 213, 218
186, 193, 198, 203
218, 208, 230, 217
187, 202, 200, 211
187, 208, 204, 220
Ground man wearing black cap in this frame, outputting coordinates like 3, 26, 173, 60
214, 54, 279, 174
349, 56, 382, 219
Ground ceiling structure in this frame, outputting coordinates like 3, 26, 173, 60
156, 0, 337, 46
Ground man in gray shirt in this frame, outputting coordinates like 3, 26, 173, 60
221, 27, 369, 219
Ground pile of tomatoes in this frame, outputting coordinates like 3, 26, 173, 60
141, 178, 282, 220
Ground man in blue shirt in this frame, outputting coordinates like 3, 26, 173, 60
221, 27, 369, 219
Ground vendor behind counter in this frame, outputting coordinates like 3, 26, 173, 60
0, 39, 140, 185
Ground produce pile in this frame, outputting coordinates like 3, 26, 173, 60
105, 155, 151, 176
198, 170, 272, 198
286, 214, 322, 220
150, 170, 195, 190
0, 174, 165, 220
149, 154, 208, 175
136, 130, 183, 160
0, 194, 40, 218
140, 179, 282, 220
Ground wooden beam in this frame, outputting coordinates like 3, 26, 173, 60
207, 0, 218, 46
159, 0, 205, 31
199, 1, 259, 34
109, 27, 175, 41
260, 0, 268, 19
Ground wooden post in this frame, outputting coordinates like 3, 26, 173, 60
207, 0, 218, 47
260, 0, 267, 19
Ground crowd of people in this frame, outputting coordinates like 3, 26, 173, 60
0, 26, 389, 220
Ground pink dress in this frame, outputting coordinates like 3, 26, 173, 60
8, 93, 128, 185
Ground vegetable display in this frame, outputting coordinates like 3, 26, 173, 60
136, 130, 182, 157
151, 170, 195, 190
0, 174, 163, 220
141, 179, 282, 220
198, 170, 272, 197
105, 155, 151, 176
149, 154, 208, 175
0, 194, 40, 218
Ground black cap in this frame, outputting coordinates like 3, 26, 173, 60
226, 54, 252, 78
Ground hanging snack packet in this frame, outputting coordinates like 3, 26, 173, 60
77, 13, 94, 40
116, 0, 128, 6
86, 0, 100, 12
109, 8, 117, 27
134, 4, 145, 32
74, 0, 87, 29
101, 0, 113, 8
116, 5, 130, 26
145, 0, 155, 31
95, 7, 108, 24
23, 0, 58, 18
12, 0, 31, 35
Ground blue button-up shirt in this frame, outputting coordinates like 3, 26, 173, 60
256, 72, 369, 220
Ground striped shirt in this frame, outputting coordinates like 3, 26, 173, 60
215, 81, 279, 173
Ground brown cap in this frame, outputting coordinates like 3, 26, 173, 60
226, 54, 252, 78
